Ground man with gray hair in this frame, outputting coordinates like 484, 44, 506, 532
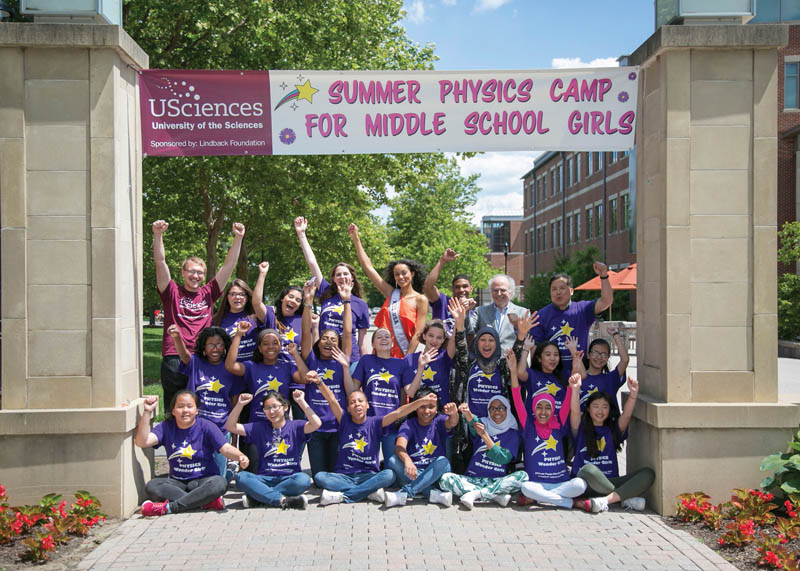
468, 273, 528, 352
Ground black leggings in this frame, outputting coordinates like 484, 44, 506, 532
145, 475, 227, 513
578, 464, 655, 502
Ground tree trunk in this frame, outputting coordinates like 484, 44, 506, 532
200, 183, 225, 277
236, 240, 250, 281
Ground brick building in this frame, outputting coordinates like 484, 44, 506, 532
520, 150, 636, 279
480, 215, 525, 302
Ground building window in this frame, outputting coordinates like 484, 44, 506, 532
539, 177, 545, 201
609, 197, 618, 234
586, 207, 593, 240
588, 152, 594, 174
576, 153, 582, 184
594, 204, 603, 237
557, 219, 563, 247
482, 220, 510, 252
786, 61, 799, 109
530, 230, 535, 253
550, 168, 556, 196
566, 157, 573, 188
574, 211, 581, 241
621, 194, 631, 229
566, 214, 573, 244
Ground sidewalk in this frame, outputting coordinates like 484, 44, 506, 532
79, 491, 736, 571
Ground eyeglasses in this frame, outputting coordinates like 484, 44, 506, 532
589, 350, 609, 358
489, 406, 507, 412
264, 405, 284, 412
228, 292, 247, 298
184, 269, 205, 276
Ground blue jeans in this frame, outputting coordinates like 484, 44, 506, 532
387, 455, 450, 498
308, 431, 339, 482
214, 431, 233, 479
381, 429, 398, 465
235, 472, 311, 507
315, 470, 396, 503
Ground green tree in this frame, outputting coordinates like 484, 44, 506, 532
778, 222, 800, 340
387, 156, 493, 289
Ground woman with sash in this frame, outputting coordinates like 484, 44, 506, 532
348, 223, 428, 357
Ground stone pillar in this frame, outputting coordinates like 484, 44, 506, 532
628, 24, 800, 515
0, 24, 151, 517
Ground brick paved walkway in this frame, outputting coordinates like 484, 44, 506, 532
76, 489, 736, 571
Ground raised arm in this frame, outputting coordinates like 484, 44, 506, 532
565, 336, 587, 380
348, 223, 392, 297
300, 280, 316, 360
443, 401, 459, 430
225, 321, 250, 376
294, 217, 324, 285
339, 279, 354, 361
593, 261, 613, 314
310, 372, 343, 423
293, 389, 322, 434
618, 378, 638, 433
152, 220, 171, 294
224, 393, 253, 436
167, 324, 191, 365
135, 396, 161, 448
569, 374, 582, 435
607, 325, 630, 376
518, 336, 534, 382
516, 310, 538, 382
214, 222, 246, 290
423, 248, 458, 303
288, 343, 309, 382
252, 261, 269, 322
382, 392, 437, 428
405, 348, 435, 399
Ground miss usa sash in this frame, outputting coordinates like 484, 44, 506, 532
388, 288, 410, 354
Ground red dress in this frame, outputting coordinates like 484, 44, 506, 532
374, 292, 417, 358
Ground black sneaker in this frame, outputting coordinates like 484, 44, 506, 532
281, 495, 308, 510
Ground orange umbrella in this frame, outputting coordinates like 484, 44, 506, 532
574, 266, 636, 291
616, 263, 637, 288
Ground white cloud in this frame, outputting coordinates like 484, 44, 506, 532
551, 57, 619, 69
474, 0, 511, 12
404, 0, 426, 24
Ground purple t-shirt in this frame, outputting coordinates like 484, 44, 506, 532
305, 353, 348, 432
532, 299, 596, 373
353, 355, 412, 418
241, 360, 297, 422
466, 363, 504, 419
334, 412, 385, 474
571, 424, 627, 479
522, 421, 571, 484
152, 417, 226, 481
524, 369, 568, 415
160, 280, 222, 355
243, 419, 309, 476
466, 428, 521, 478
317, 278, 370, 362
275, 312, 303, 390
181, 355, 243, 429
397, 414, 451, 469
580, 364, 626, 411
405, 349, 453, 404
218, 312, 260, 362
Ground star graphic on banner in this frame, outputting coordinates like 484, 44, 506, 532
295, 80, 318, 104
290, 102, 298, 111
422, 368, 436, 382
296, 73, 305, 81
280, 81, 288, 90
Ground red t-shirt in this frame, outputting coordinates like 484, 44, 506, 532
159, 279, 222, 355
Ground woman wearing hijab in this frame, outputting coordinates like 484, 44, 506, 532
438, 395, 528, 509
507, 351, 587, 509
448, 298, 524, 473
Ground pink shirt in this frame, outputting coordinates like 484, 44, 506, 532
159, 279, 222, 355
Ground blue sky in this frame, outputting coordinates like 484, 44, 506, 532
396, 0, 654, 224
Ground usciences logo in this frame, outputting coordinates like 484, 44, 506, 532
148, 76, 264, 119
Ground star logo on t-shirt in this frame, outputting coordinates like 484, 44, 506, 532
597, 436, 606, 452
266, 377, 283, 392
546, 383, 560, 396
167, 444, 196, 460
545, 435, 558, 450
353, 437, 368, 452
208, 378, 224, 393
321, 368, 335, 381
422, 368, 436, 382
275, 439, 290, 455
479, 371, 494, 382
283, 328, 297, 342
378, 370, 393, 383
331, 304, 344, 315
560, 323, 574, 337
422, 440, 437, 455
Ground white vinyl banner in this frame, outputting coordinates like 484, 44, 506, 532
268, 67, 638, 155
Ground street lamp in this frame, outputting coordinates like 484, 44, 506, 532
503, 241, 509, 276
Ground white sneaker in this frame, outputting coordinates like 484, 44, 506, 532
459, 490, 481, 510
622, 497, 646, 511
492, 494, 511, 507
590, 497, 609, 513
384, 491, 408, 508
320, 490, 344, 506
367, 488, 386, 503
429, 489, 452, 507
241, 495, 251, 509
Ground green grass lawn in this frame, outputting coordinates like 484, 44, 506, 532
143, 326, 164, 422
